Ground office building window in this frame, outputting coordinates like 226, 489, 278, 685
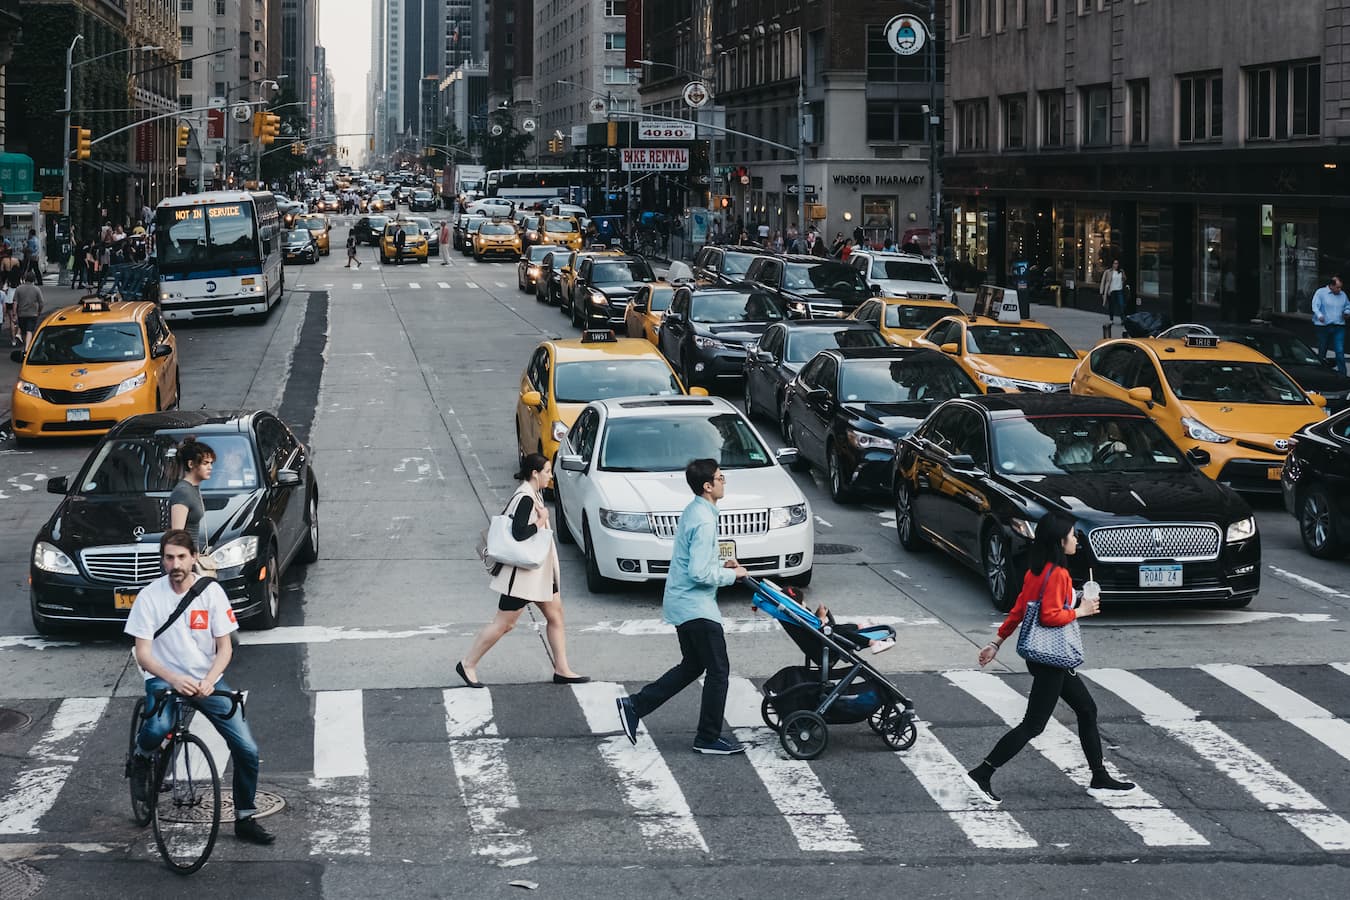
955, 0, 973, 37
865, 24, 939, 83
603, 65, 634, 84
1046, 0, 1058, 21
179, 94, 193, 110
1002, 94, 1026, 149
180, 0, 193, 11
1246, 61, 1320, 140
957, 99, 989, 151
180, 59, 193, 78
180, 26, 193, 45
1080, 84, 1110, 147
605, 33, 625, 51
216, 0, 226, 14
866, 101, 925, 142
1128, 79, 1149, 145
604, 0, 626, 16
1039, 90, 1063, 147
1179, 72, 1222, 142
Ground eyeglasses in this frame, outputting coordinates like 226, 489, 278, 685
713, 475, 726, 483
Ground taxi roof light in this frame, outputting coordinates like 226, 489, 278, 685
581, 329, 618, 343
1183, 334, 1221, 349
80, 296, 111, 312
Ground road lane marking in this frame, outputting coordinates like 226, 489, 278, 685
1333, 663, 1350, 679
443, 689, 535, 866
352, 283, 363, 289
465, 281, 479, 289
723, 677, 862, 852
1086, 668, 1350, 851
1071, 611, 1334, 627
581, 615, 935, 636
408, 282, 421, 289
494, 281, 507, 288
437, 282, 450, 289
571, 681, 707, 852
1198, 664, 1350, 765
311, 690, 370, 857
1267, 566, 1349, 599
0, 698, 108, 834
945, 670, 1208, 847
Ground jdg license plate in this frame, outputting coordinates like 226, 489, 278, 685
1139, 564, 1183, 588
718, 541, 736, 562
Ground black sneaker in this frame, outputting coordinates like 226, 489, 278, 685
964, 768, 1002, 805
129, 753, 152, 805
235, 816, 276, 845
616, 697, 639, 746
692, 736, 745, 755
1089, 772, 1138, 795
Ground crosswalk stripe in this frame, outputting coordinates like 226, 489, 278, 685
352, 283, 363, 289
437, 282, 450, 289
1198, 664, 1350, 765
723, 677, 862, 853
465, 281, 479, 289
944, 670, 1209, 847
1086, 668, 1350, 851
442, 689, 535, 866
893, 719, 1037, 849
1331, 662, 1350, 679
0, 697, 108, 835
570, 681, 707, 852
311, 690, 370, 856
494, 281, 507, 288
408, 282, 421, 289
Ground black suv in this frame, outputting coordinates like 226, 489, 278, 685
658, 284, 786, 389
746, 254, 879, 318
569, 255, 657, 329
691, 245, 771, 285
352, 215, 390, 246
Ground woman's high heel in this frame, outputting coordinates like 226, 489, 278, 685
456, 661, 485, 689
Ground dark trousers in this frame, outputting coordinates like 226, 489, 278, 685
983, 661, 1103, 771
1106, 289, 1127, 322
629, 618, 729, 743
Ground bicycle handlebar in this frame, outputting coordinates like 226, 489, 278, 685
146, 688, 245, 721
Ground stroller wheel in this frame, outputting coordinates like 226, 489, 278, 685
760, 695, 783, 732
881, 712, 918, 752
867, 705, 893, 735
780, 711, 829, 760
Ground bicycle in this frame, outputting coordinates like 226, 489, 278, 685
125, 688, 245, 874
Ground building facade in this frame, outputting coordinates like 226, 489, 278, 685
943, 0, 1350, 331
534, 0, 639, 150
177, 0, 243, 191
0, 0, 21, 151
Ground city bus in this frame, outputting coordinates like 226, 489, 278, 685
483, 169, 594, 207
155, 191, 284, 320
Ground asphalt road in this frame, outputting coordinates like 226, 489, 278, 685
0, 226, 1347, 898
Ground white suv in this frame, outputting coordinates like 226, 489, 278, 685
849, 250, 956, 303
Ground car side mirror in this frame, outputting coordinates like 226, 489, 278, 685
806, 387, 831, 405
753, 350, 774, 364
47, 475, 69, 494
871, 284, 883, 295
559, 453, 586, 472
632, 301, 647, 312
10, 349, 22, 363
775, 447, 799, 466
522, 390, 543, 407
689, 386, 709, 397
665, 311, 683, 324
940, 342, 960, 355
1185, 447, 1211, 468
276, 469, 302, 487
1309, 392, 1327, 408
1127, 385, 1155, 408
947, 453, 984, 475
151, 343, 173, 359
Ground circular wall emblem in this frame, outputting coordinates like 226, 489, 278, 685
231, 102, 252, 123
521, 118, 537, 133
489, 124, 504, 136
588, 97, 608, 116
885, 15, 928, 57
682, 82, 711, 109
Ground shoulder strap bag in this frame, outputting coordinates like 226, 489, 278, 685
153, 577, 218, 639
477, 492, 552, 573
1015, 568, 1084, 669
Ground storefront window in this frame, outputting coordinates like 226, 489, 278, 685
861, 196, 895, 247
1273, 211, 1319, 316
1196, 208, 1236, 308
1137, 206, 1173, 303
952, 204, 988, 272
1076, 207, 1113, 288
1054, 202, 1077, 287
1006, 204, 1051, 279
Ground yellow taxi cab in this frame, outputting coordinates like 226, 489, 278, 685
472, 219, 523, 261
380, 220, 429, 263
849, 295, 964, 347
516, 329, 707, 464
623, 282, 675, 345
9, 297, 180, 440
1070, 332, 1327, 492
914, 312, 1082, 393
295, 213, 331, 255
541, 216, 583, 252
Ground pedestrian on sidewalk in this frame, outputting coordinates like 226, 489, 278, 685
964, 511, 1136, 805
13, 271, 45, 350
457, 453, 589, 689
1098, 259, 1129, 324
616, 459, 750, 755
1310, 274, 1347, 376
344, 230, 362, 268
439, 221, 451, 265
1, 249, 19, 345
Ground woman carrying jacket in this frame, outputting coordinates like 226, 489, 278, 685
964, 511, 1136, 805
456, 454, 589, 688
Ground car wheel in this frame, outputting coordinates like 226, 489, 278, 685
827, 443, 853, 503
554, 477, 575, 545
248, 546, 281, 630
583, 519, 613, 594
782, 418, 811, 472
983, 526, 1017, 613
154, 389, 162, 412
743, 378, 756, 418
681, 352, 699, 392
299, 491, 319, 563
1299, 486, 1345, 558
474, 251, 482, 261
895, 482, 926, 552
571, 297, 584, 328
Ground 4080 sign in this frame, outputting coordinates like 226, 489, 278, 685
638, 121, 696, 142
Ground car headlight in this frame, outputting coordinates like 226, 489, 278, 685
114, 373, 147, 396
34, 541, 78, 575
16, 380, 41, 398
599, 509, 652, 533
1225, 516, 1257, 543
551, 420, 569, 442
589, 290, 609, 307
693, 334, 733, 351
978, 373, 1021, 391
1010, 517, 1038, 540
769, 503, 809, 529
847, 430, 896, 451
528, 265, 541, 277
1181, 416, 1232, 443
211, 536, 259, 570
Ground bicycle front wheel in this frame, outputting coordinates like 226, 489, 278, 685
152, 733, 221, 874
126, 697, 153, 827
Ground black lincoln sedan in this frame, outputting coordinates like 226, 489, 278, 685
783, 347, 982, 502
744, 319, 888, 435
657, 284, 786, 389
892, 394, 1260, 611
1281, 406, 1350, 558
29, 410, 319, 634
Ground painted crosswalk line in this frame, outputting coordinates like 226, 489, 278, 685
1198, 664, 1350, 765
0, 698, 109, 835
407, 282, 421, 289
310, 690, 370, 857
437, 282, 450, 289
442, 689, 535, 866
465, 281, 479, 289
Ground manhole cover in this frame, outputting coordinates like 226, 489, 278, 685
0, 861, 44, 900
814, 543, 860, 555
156, 788, 286, 824
0, 708, 33, 734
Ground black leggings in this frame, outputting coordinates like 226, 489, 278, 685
983, 660, 1103, 771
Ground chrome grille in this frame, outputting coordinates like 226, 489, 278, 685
1088, 524, 1222, 562
650, 509, 770, 540
81, 545, 164, 584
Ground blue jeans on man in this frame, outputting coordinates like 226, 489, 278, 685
137, 676, 261, 818
1316, 324, 1346, 376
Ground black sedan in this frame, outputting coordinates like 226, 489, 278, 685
657, 284, 786, 389
572, 256, 657, 330
30, 410, 319, 634
1160, 322, 1350, 410
281, 229, 318, 264
1281, 406, 1350, 558
352, 215, 390, 247
892, 394, 1260, 611
783, 347, 982, 501
408, 190, 438, 212
520, 243, 563, 294
744, 319, 887, 434
536, 249, 571, 305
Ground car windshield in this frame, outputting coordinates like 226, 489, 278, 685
414, 192, 432, 200
875, 260, 943, 283
464, 219, 487, 234
645, 285, 674, 312
411, 217, 431, 230
545, 219, 579, 233
721, 252, 759, 277
592, 261, 654, 284
690, 292, 784, 324
599, 413, 773, 471
839, 358, 981, 403
966, 326, 1076, 359
296, 216, 327, 232
1219, 332, 1324, 368
76, 434, 258, 495
481, 223, 515, 235
528, 245, 558, 262
26, 322, 146, 364
1161, 360, 1310, 404
553, 360, 682, 404
367, 217, 389, 230
283, 232, 310, 247
785, 328, 885, 362
886, 303, 955, 330
783, 262, 869, 293
155, 202, 259, 272
991, 414, 1188, 475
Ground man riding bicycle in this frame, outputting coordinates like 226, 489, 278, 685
125, 529, 276, 846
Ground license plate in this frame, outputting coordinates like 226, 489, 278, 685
1139, 564, 1183, 588
66, 408, 90, 422
1267, 466, 1283, 481
114, 588, 139, 610
718, 540, 736, 562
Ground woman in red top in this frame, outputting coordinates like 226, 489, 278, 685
963, 511, 1135, 805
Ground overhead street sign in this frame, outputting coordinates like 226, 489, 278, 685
638, 121, 696, 141
785, 184, 816, 195
620, 147, 689, 171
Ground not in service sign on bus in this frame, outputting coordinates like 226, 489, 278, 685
620, 148, 690, 171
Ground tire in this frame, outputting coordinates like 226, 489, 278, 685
154, 389, 162, 412
827, 443, 853, 503
782, 419, 811, 472
881, 711, 918, 751
780, 710, 829, 760
247, 547, 281, 630
681, 352, 699, 392
760, 695, 783, 732
895, 482, 926, 551
583, 519, 613, 594
474, 252, 482, 261
152, 733, 220, 874
298, 491, 319, 563
787, 568, 813, 587
867, 705, 894, 735
983, 526, 1018, 613
1299, 486, 1345, 558
127, 697, 153, 827
554, 479, 575, 545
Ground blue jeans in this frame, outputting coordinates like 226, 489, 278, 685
1316, 324, 1346, 375
1106, 289, 1127, 322
137, 677, 261, 819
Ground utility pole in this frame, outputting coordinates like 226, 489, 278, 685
61, 35, 84, 222
928, 0, 939, 254
797, 47, 807, 240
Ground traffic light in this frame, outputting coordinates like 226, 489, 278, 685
259, 112, 280, 145
177, 123, 191, 149
548, 137, 563, 153
291, 142, 301, 156
73, 126, 92, 160
252, 111, 263, 138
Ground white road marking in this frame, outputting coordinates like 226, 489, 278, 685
352, 283, 363, 290
443, 689, 535, 866
0, 698, 109, 834
1198, 664, 1350, 765
408, 282, 421, 289
892, 569, 911, 580
1075, 611, 1334, 627
1267, 566, 1349, 599
311, 690, 370, 856
1333, 663, 1350, 679
1086, 668, 1350, 851
813, 515, 832, 528
945, 670, 1208, 847
580, 615, 935, 637
723, 677, 862, 852
571, 681, 707, 852
437, 282, 451, 289
464, 281, 479, 289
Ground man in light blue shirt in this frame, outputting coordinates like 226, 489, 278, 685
617, 458, 749, 754
1311, 275, 1348, 375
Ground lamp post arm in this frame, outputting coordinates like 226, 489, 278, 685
608, 109, 796, 154
89, 102, 266, 146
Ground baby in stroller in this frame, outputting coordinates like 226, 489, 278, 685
783, 586, 895, 655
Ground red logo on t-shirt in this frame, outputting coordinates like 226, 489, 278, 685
226, 608, 237, 624
188, 610, 209, 630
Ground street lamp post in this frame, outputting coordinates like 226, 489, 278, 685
556, 80, 616, 214
223, 77, 282, 185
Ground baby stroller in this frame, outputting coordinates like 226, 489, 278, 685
748, 577, 918, 760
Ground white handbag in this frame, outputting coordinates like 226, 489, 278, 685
480, 494, 552, 571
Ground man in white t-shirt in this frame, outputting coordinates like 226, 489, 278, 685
125, 529, 276, 845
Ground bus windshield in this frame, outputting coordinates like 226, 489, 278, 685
156, 202, 259, 272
